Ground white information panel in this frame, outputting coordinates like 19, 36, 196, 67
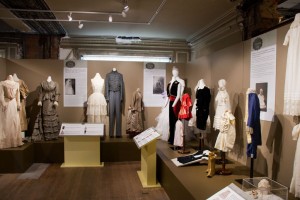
133, 127, 160, 149
207, 183, 252, 200
59, 123, 104, 136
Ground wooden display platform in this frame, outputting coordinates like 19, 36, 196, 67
0, 143, 34, 173
33, 138, 64, 163
0, 137, 140, 173
101, 137, 140, 162
156, 140, 259, 200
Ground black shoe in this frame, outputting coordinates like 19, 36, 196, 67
116, 135, 122, 138
109, 136, 114, 138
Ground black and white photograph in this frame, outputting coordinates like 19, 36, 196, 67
153, 76, 164, 94
65, 78, 75, 95
256, 82, 268, 112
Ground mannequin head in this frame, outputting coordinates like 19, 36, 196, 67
172, 67, 179, 77
218, 79, 226, 89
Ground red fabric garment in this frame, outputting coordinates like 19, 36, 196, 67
178, 93, 192, 119
169, 95, 181, 116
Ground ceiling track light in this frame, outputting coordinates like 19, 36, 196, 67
108, 15, 113, 22
78, 21, 83, 29
67, 12, 72, 21
123, 0, 129, 13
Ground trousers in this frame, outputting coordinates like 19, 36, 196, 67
108, 91, 122, 136
168, 100, 177, 144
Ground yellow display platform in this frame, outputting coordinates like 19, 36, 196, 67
61, 136, 104, 168
137, 140, 161, 188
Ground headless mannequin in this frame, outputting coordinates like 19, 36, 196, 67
214, 79, 232, 175
195, 79, 207, 150
167, 67, 185, 145
38, 76, 58, 107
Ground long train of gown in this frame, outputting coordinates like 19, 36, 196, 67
156, 101, 170, 141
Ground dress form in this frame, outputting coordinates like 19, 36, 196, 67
38, 76, 58, 107
94, 73, 102, 79
13, 73, 19, 81
196, 79, 206, 91
87, 73, 107, 123
7, 75, 14, 81
47, 76, 52, 82
167, 67, 185, 145
0, 74, 23, 148
167, 67, 185, 107
195, 79, 211, 150
214, 79, 232, 175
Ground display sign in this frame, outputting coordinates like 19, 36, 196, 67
133, 127, 160, 149
63, 60, 87, 107
207, 183, 251, 200
143, 62, 166, 107
250, 30, 277, 121
59, 123, 104, 136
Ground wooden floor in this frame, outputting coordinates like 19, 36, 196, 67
0, 162, 170, 200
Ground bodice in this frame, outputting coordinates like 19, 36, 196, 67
91, 78, 104, 94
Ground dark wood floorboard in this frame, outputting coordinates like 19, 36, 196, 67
0, 162, 170, 200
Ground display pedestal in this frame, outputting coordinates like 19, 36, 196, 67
60, 123, 104, 168
61, 136, 103, 167
137, 140, 161, 188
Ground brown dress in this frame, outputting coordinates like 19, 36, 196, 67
32, 81, 60, 141
126, 90, 144, 134
16, 79, 29, 131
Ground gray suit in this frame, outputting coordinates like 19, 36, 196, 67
105, 71, 124, 137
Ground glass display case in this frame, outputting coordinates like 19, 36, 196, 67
242, 177, 288, 200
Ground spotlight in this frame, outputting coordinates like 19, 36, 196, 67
109, 15, 113, 22
122, 11, 126, 18
78, 21, 83, 29
67, 12, 72, 21
123, 5, 129, 12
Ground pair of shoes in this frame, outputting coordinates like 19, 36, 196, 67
109, 136, 114, 138
206, 152, 217, 178
116, 135, 122, 138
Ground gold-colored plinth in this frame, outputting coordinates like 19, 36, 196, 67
62, 136, 103, 168
137, 171, 161, 188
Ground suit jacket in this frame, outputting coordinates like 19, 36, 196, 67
246, 92, 262, 158
105, 71, 124, 101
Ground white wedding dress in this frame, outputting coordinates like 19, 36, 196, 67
156, 101, 170, 141
87, 77, 107, 123
283, 14, 300, 115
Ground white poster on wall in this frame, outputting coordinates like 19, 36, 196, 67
63, 60, 87, 107
250, 30, 277, 121
143, 62, 166, 107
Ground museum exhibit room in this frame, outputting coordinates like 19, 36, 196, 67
1, 0, 300, 199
